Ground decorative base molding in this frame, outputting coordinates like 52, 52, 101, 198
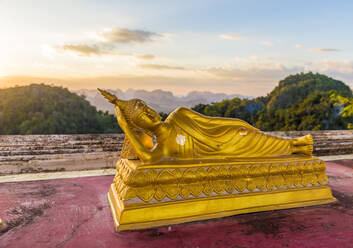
108, 183, 336, 232
107, 156, 336, 231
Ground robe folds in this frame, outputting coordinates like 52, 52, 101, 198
165, 107, 294, 158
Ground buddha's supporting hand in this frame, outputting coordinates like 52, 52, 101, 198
115, 107, 156, 163
114, 106, 128, 129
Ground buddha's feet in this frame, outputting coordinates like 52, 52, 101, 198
293, 134, 313, 146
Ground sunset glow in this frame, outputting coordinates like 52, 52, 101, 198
1, 0, 353, 95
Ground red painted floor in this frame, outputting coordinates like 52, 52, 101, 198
0, 160, 352, 248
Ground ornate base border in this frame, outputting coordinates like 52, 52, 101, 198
107, 183, 336, 232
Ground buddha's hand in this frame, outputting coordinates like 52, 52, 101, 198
115, 106, 128, 128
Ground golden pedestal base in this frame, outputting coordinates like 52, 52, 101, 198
107, 156, 336, 232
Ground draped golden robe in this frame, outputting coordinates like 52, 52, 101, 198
164, 107, 312, 158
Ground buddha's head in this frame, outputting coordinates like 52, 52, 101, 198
98, 89, 162, 130
129, 99, 162, 130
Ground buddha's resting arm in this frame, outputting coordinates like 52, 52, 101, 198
166, 107, 313, 157
174, 108, 258, 131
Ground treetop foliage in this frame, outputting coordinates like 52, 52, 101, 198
331, 93, 353, 129
0, 84, 121, 134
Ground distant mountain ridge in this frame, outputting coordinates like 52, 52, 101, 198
75, 89, 252, 113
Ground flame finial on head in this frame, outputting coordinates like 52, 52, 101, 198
97, 88, 132, 109
97, 88, 119, 105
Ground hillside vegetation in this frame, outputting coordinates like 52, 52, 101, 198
0, 84, 121, 134
192, 72, 353, 131
1, 73, 352, 135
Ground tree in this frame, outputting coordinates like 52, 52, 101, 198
331, 94, 353, 129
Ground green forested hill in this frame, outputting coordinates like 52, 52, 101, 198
192, 72, 353, 131
0, 84, 121, 134
266, 73, 352, 110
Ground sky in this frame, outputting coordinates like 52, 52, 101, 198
1, 0, 353, 96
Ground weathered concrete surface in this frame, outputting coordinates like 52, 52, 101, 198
1, 131, 353, 175
0, 134, 124, 175
0, 160, 352, 248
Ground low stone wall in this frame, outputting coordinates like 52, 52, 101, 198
0, 134, 124, 175
0, 130, 352, 175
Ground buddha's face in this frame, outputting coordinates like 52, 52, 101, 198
131, 100, 162, 130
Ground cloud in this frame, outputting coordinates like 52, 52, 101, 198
139, 64, 188, 70
219, 33, 244, 40
206, 66, 301, 81
4, 58, 353, 97
53, 27, 162, 57
309, 48, 340, 53
204, 56, 304, 82
305, 59, 353, 86
54, 43, 158, 60
135, 54, 156, 60
100, 28, 160, 43
55, 43, 115, 56
260, 41, 273, 47
314, 59, 353, 74
294, 44, 303, 49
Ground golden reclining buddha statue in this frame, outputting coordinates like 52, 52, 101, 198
98, 89, 336, 232
98, 89, 313, 163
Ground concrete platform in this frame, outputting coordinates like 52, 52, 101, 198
0, 160, 352, 248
